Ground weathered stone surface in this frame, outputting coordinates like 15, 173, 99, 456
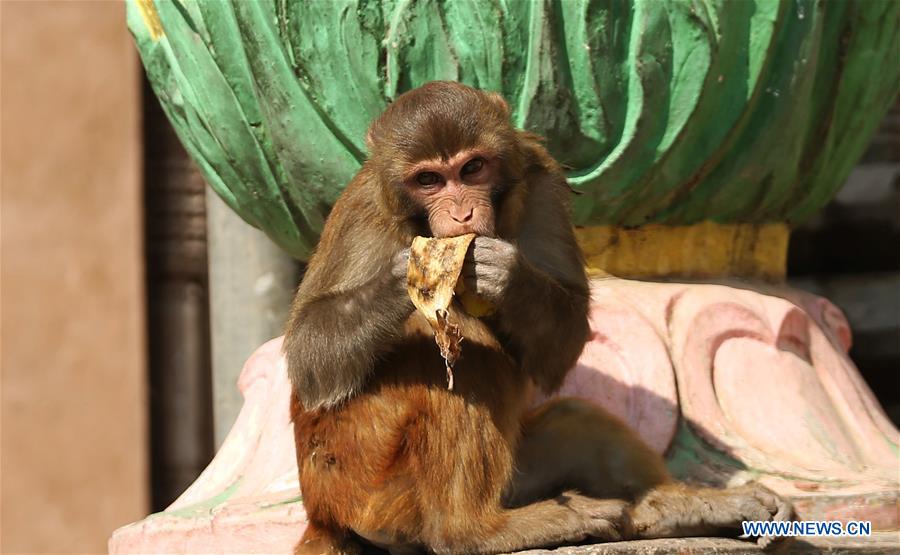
512, 533, 900, 554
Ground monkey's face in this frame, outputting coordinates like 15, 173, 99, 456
402, 149, 500, 238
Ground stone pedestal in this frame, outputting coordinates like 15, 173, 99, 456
109, 278, 899, 554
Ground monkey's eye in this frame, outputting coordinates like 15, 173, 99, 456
461, 158, 485, 176
416, 172, 441, 186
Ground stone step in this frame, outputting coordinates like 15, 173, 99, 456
513, 534, 900, 554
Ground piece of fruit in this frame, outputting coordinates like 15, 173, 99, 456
406, 234, 476, 389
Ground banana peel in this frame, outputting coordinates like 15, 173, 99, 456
406, 234, 496, 389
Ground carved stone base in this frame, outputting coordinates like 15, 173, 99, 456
110, 279, 899, 554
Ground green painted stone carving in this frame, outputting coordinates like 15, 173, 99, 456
128, 0, 900, 260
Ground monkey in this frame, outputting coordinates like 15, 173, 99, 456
284, 81, 792, 555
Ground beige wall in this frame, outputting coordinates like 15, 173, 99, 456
1, 2, 148, 553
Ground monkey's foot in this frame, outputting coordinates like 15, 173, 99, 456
629, 483, 792, 544
561, 493, 630, 542
691, 484, 793, 548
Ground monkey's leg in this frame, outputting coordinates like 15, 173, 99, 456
629, 482, 792, 546
505, 398, 670, 507
434, 492, 628, 555
505, 398, 791, 547
295, 521, 364, 555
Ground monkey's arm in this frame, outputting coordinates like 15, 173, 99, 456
284, 186, 414, 409
466, 176, 590, 393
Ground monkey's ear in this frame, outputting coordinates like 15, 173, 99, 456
486, 91, 511, 120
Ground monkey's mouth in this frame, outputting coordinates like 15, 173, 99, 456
438, 226, 476, 238
432, 224, 495, 239
428, 213, 496, 239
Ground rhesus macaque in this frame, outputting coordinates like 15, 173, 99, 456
285, 82, 791, 555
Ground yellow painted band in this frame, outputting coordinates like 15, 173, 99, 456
136, 0, 164, 41
575, 222, 789, 281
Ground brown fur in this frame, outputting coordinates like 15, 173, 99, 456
292, 311, 529, 552
285, 82, 791, 554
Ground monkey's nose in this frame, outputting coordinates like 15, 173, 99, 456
451, 208, 473, 223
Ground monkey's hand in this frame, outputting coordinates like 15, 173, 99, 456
391, 247, 411, 283
462, 236, 590, 393
461, 237, 519, 304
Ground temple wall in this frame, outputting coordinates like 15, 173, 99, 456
1, 2, 148, 553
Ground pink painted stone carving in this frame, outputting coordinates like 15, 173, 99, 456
109, 279, 900, 554
110, 338, 306, 554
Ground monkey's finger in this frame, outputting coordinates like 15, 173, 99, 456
393, 247, 411, 265
462, 273, 502, 303
751, 490, 780, 516
479, 239, 514, 258
473, 237, 515, 261
742, 502, 778, 523
391, 248, 411, 280
461, 271, 491, 293
472, 235, 502, 249
471, 244, 494, 264
749, 485, 793, 521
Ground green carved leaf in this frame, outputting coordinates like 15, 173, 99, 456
128, 0, 900, 260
